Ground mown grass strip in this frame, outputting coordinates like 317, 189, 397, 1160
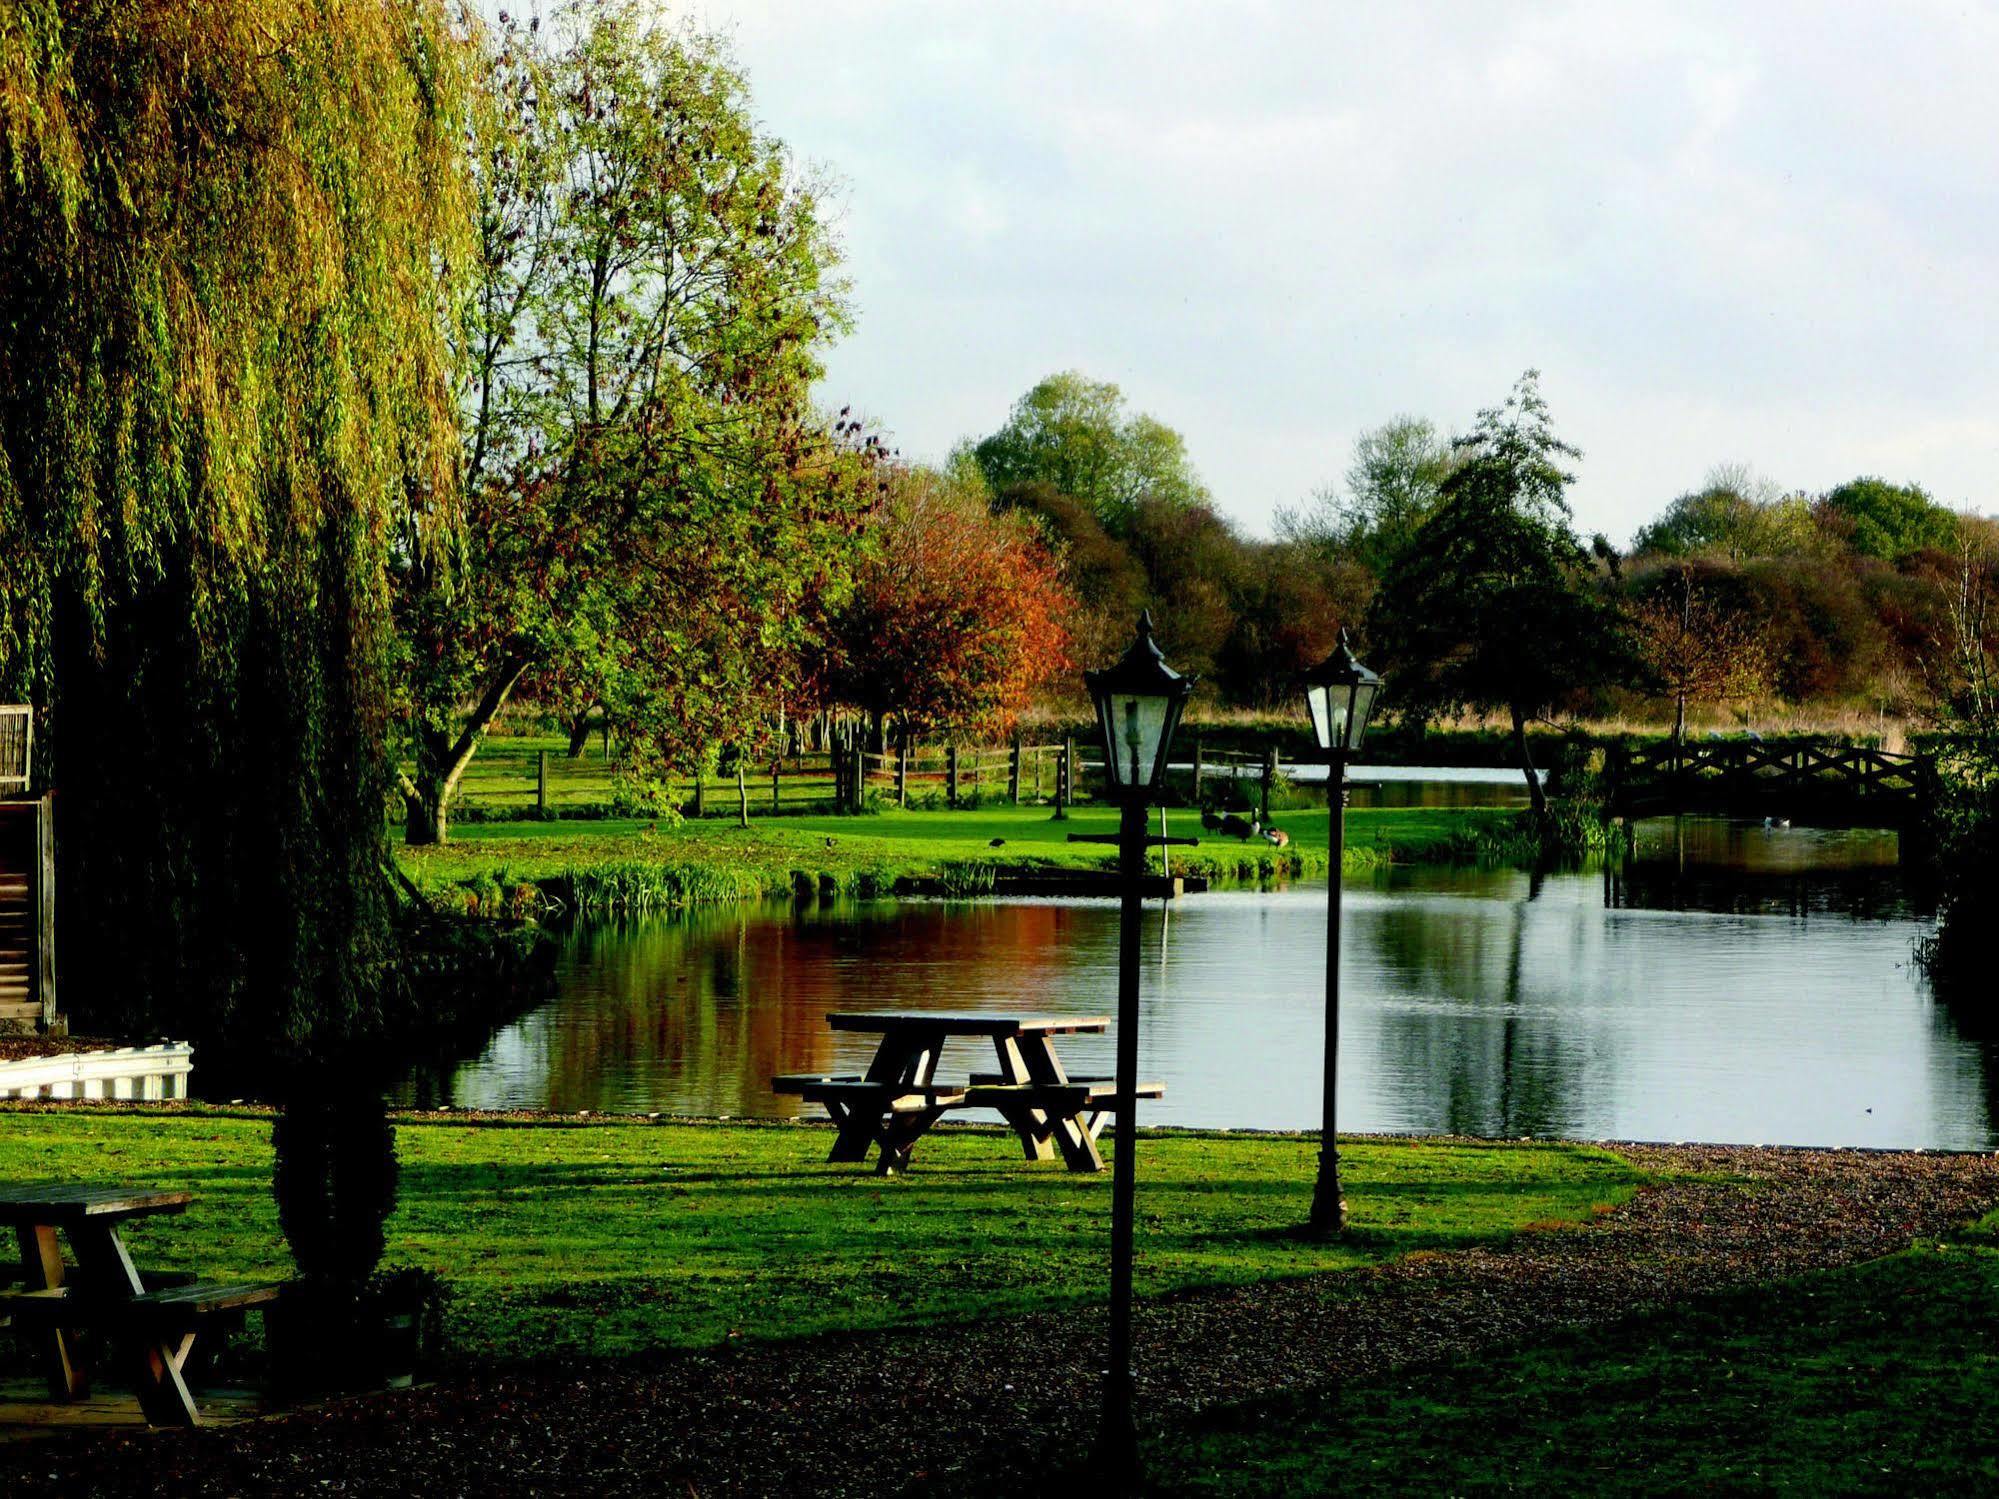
0, 1111, 1637, 1365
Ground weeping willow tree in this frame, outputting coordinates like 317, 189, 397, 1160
0, 1, 471, 1064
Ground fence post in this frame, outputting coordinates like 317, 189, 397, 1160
1261, 744, 1277, 825
771, 758, 781, 814
736, 758, 750, 828
946, 745, 960, 809
1009, 737, 1022, 804
536, 749, 548, 819
1060, 736, 1075, 816
35, 794, 56, 1032
897, 733, 910, 809
1192, 734, 1204, 805
691, 757, 706, 819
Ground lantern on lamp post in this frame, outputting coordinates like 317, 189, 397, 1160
1301, 630, 1382, 1235
1086, 611, 1194, 802
1076, 610, 1195, 1482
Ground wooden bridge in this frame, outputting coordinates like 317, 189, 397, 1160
1604, 739, 1934, 829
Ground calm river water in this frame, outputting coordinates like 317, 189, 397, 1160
399, 806, 1994, 1151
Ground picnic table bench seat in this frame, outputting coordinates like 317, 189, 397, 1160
960, 1076, 1165, 1155
771, 1075, 968, 1174
770, 1075, 968, 1109
0, 1279, 280, 1332
963, 1072, 1165, 1100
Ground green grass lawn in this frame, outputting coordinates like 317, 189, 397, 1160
0, 1111, 1636, 1364
398, 803, 1518, 911
1146, 1213, 1999, 1496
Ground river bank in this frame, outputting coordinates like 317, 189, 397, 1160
1, 1113, 1992, 1494
395, 804, 1528, 915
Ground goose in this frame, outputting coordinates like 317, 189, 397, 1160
1261, 825, 1291, 848
1199, 806, 1224, 831
1762, 816, 1790, 829
1218, 812, 1257, 841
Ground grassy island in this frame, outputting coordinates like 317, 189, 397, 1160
396, 803, 1526, 915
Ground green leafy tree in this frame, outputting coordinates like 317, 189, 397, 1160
964, 371, 1208, 535
0, 0, 469, 1049
1278, 416, 1457, 574
1369, 373, 1636, 825
1817, 476, 1962, 562
396, 2, 876, 842
1632, 467, 1823, 561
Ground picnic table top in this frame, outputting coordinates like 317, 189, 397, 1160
826, 1011, 1110, 1037
0, 1184, 192, 1226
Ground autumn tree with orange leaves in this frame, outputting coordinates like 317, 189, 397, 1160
1631, 566, 1771, 743
825, 464, 1076, 743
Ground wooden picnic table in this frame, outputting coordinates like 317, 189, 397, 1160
0, 1183, 276, 1426
775, 1011, 1163, 1175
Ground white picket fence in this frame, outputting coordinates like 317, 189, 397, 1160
0, 1042, 193, 1101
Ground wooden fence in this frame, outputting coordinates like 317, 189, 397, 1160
432, 739, 1080, 819
861, 742, 1071, 810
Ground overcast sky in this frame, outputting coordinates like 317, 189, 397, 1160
684, 1, 1999, 544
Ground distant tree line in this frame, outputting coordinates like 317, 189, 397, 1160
942, 373, 1998, 741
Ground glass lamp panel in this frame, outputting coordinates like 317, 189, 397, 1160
1092, 687, 1123, 785
1149, 691, 1189, 788
1111, 693, 1171, 788
1345, 679, 1380, 752
1306, 684, 1334, 751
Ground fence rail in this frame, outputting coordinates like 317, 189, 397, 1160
862, 742, 1070, 809
420, 737, 1083, 820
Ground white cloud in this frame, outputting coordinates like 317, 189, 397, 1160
686, 1, 1999, 539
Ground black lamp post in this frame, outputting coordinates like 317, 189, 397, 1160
1300, 629, 1382, 1235
1075, 611, 1195, 1481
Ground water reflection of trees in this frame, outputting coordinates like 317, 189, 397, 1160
1611, 816, 1917, 919
429, 899, 1105, 1115
1928, 975, 1999, 1149
1359, 888, 1592, 1139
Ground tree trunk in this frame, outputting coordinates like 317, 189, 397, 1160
1511, 703, 1549, 828
566, 709, 594, 759
1672, 689, 1687, 746
400, 654, 533, 847
401, 774, 446, 846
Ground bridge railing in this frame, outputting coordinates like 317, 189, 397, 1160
1607, 739, 1932, 820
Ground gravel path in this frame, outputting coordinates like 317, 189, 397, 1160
5, 1143, 1995, 1497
